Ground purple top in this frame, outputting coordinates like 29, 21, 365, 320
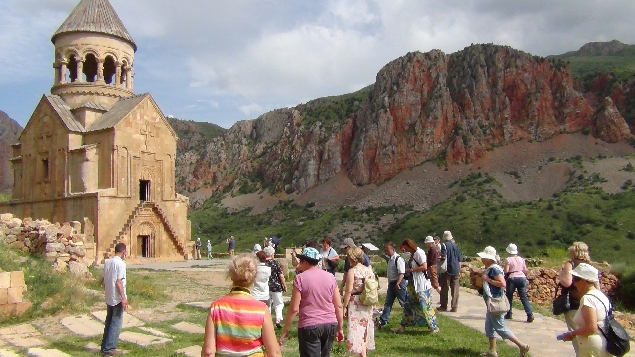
294, 267, 338, 328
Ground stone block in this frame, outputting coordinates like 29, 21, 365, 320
70, 221, 81, 233
26, 348, 71, 357
171, 321, 205, 334
7, 287, 24, 304
0, 289, 7, 305
0, 273, 10, 289
0, 348, 21, 356
61, 315, 104, 337
91, 310, 144, 328
14, 301, 32, 316
8, 241, 25, 250
118, 331, 171, 346
176, 345, 202, 357
0, 213, 14, 221
10, 271, 24, 288
0, 304, 13, 317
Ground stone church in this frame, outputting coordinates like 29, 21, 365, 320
0, 0, 192, 262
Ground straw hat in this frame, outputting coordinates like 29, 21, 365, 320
443, 231, 454, 241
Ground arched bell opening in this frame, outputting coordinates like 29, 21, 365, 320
83, 53, 98, 83
104, 55, 116, 84
67, 55, 78, 83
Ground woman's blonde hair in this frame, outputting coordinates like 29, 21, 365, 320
228, 253, 258, 288
348, 247, 364, 264
568, 242, 591, 262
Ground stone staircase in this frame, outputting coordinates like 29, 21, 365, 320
103, 201, 186, 260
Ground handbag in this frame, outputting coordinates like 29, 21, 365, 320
593, 295, 631, 357
487, 295, 510, 315
438, 244, 448, 273
552, 283, 571, 315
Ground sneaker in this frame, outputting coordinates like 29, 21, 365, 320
527, 315, 534, 323
519, 344, 530, 357
431, 327, 440, 334
276, 322, 282, 329
504, 313, 512, 320
102, 350, 123, 356
479, 351, 498, 357
374, 318, 384, 330
390, 325, 405, 333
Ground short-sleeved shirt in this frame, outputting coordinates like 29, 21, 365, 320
320, 247, 338, 274
387, 253, 405, 282
265, 259, 284, 292
210, 294, 267, 357
484, 264, 504, 298
573, 289, 610, 332
228, 239, 235, 250
410, 248, 431, 292
251, 263, 271, 301
505, 256, 527, 279
294, 268, 338, 328
103, 256, 126, 306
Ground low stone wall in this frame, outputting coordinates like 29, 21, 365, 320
0, 213, 94, 278
0, 270, 31, 317
463, 263, 621, 304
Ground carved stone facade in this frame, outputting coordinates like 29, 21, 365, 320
0, 0, 191, 263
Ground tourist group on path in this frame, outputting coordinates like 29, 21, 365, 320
99, 237, 626, 357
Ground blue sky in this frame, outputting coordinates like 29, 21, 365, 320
1, 0, 635, 129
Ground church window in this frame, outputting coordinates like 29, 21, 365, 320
83, 53, 98, 82
67, 55, 78, 83
41, 158, 49, 181
103, 56, 116, 84
140, 180, 150, 201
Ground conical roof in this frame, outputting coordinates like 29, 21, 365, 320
52, 0, 136, 51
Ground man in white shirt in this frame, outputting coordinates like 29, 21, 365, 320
100, 243, 128, 356
375, 242, 407, 328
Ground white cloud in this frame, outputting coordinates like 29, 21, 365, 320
239, 103, 264, 117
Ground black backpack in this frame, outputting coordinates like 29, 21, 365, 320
593, 295, 630, 357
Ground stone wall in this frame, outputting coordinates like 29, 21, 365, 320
0, 270, 31, 317
0, 213, 94, 278
463, 263, 621, 304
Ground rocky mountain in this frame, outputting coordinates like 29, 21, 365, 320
0, 111, 22, 194
174, 43, 634, 208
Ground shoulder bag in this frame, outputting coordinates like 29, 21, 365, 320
552, 283, 571, 315
484, 265, 509, 315
438, 243, 447, 274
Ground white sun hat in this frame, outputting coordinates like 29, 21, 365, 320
506, 243, 518, 255
569, 263, 600, 283
424, 236, 435, 244
477, 246, 497, 261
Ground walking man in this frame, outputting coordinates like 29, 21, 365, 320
101, 243, 128, 356
194, 237, 202, 260
439, 231, 462, 312
226, 236, 235, 256
376, 242, 408, 328
206, 240, 212, 259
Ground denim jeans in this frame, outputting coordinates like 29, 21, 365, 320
101, 303, 124, 354
505, 277, 533, 316
378, 280, 408, 325
298, 323, 336, 357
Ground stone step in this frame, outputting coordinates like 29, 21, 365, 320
91, 311, 144, 329
176, 345, 202, 357
170, 322, 204, 334
0, 324, 46, 348
137, 327, 171, 338
26, 348, 71, 357
60, 315, 104, 337
0, 349, 21, 357
119, 331, 171, 347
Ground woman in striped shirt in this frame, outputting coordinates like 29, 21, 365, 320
202, 254, 282, 357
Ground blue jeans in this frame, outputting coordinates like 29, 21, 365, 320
101, 303, 124, 353
378, 280, 408, 325
505, 277, 533, 316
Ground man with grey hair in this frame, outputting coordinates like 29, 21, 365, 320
439, 231, 462, 312
263, 246, 287, 328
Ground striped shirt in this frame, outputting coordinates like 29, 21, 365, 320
210, 294, 267, 357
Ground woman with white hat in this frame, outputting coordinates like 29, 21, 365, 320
503, 243, 534, 322
478, 246, 530, 357
558, 263, 612, 357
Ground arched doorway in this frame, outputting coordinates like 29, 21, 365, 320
136, 222, 156, 258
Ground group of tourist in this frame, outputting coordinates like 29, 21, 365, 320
99, 237, 615, 357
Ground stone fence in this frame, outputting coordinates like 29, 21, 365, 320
0, 213, 94, 278
463, 263, 621, 304
0, 270, 31, 317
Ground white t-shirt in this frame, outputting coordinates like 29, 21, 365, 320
573, 289, 610, 333
410, 248, 431, 292
251, 263, 272, 301
320, 247, 338, 271
103, 256, 126, 306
